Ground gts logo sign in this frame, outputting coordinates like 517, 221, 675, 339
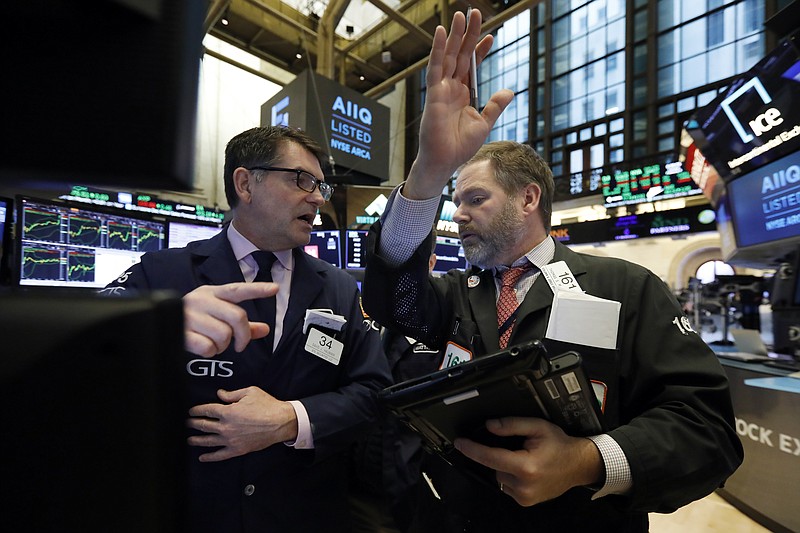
186, 359, 234, 377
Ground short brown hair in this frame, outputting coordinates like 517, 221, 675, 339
223, 126, 327, 208
462, 141, 554, 232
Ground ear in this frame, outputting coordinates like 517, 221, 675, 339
521, 182, 541, 216
232, 167, 254, 204
428, 253, 438, 273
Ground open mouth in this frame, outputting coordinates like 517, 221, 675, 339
297, 213, 315, 226
460, 230, 478, 243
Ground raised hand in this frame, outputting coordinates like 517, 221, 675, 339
405, 9, 515, 200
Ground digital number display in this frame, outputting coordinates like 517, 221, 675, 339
602, 160, 702, 207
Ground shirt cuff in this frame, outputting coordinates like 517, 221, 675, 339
379, 184, 441, 266
587, 434, 632, 499
284, 400, 314, 449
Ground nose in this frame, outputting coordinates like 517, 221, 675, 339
453, 204, 468, 224
307, 187, 326, 207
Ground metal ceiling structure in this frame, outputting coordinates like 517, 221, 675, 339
204, 0, 536, 97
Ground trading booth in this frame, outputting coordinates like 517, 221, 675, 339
685, 30, 800, 533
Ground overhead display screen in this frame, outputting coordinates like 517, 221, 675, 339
726, 149, 800, 249
553, 168, 604, 203
551, 203, 717, 245
261, 69, 390, 183
602, 159, 702, 207
61, 185, 225, 224
685, 33, 800, 180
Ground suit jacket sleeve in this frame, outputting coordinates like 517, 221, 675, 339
363, 220, 453, 351
598, 262, 743, 513
297, 274, 393, 459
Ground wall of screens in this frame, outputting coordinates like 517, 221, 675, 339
16, 196, 167, 289
10, 195, 465, 289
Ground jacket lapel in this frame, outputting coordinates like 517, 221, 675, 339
193, 230, 245, 286
468, 268, 501, 350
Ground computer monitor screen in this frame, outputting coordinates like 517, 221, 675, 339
717, 149, 800, 266
433, 235, 468, 274
167, 221, 224, 249
17, 196, 166, 288
305, 229, 343, 268
0, 290, 187, 531
345, 229, 369, 270
435, 196, 459, 238
0, 196, 11, 285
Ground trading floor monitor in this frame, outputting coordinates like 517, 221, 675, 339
0, 290, 188, 532
16, 196, 166, 289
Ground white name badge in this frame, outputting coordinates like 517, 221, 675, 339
540, 261, 583, 294
304, 327, 343, 365
439, 341, 473, 369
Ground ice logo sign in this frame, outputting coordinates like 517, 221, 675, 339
721, 77, 783, 144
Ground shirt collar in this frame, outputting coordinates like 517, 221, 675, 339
493, 236, 555, 274
227, 221, 293, 270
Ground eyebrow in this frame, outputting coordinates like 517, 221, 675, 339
273, 165, 325, 181
454, 184, 488, 202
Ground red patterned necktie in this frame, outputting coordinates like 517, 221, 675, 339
497, 264, 533, 349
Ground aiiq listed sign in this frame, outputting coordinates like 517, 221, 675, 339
261, 70, 390, 184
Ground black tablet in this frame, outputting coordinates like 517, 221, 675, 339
379, 339, 604, 486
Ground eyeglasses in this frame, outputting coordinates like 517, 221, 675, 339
247, 166, 333, 201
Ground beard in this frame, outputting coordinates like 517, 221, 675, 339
460, 199, 526, 269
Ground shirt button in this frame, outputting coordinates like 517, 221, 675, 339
243, 484, 255, 496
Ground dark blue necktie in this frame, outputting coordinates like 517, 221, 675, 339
251, 251, 277, 355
